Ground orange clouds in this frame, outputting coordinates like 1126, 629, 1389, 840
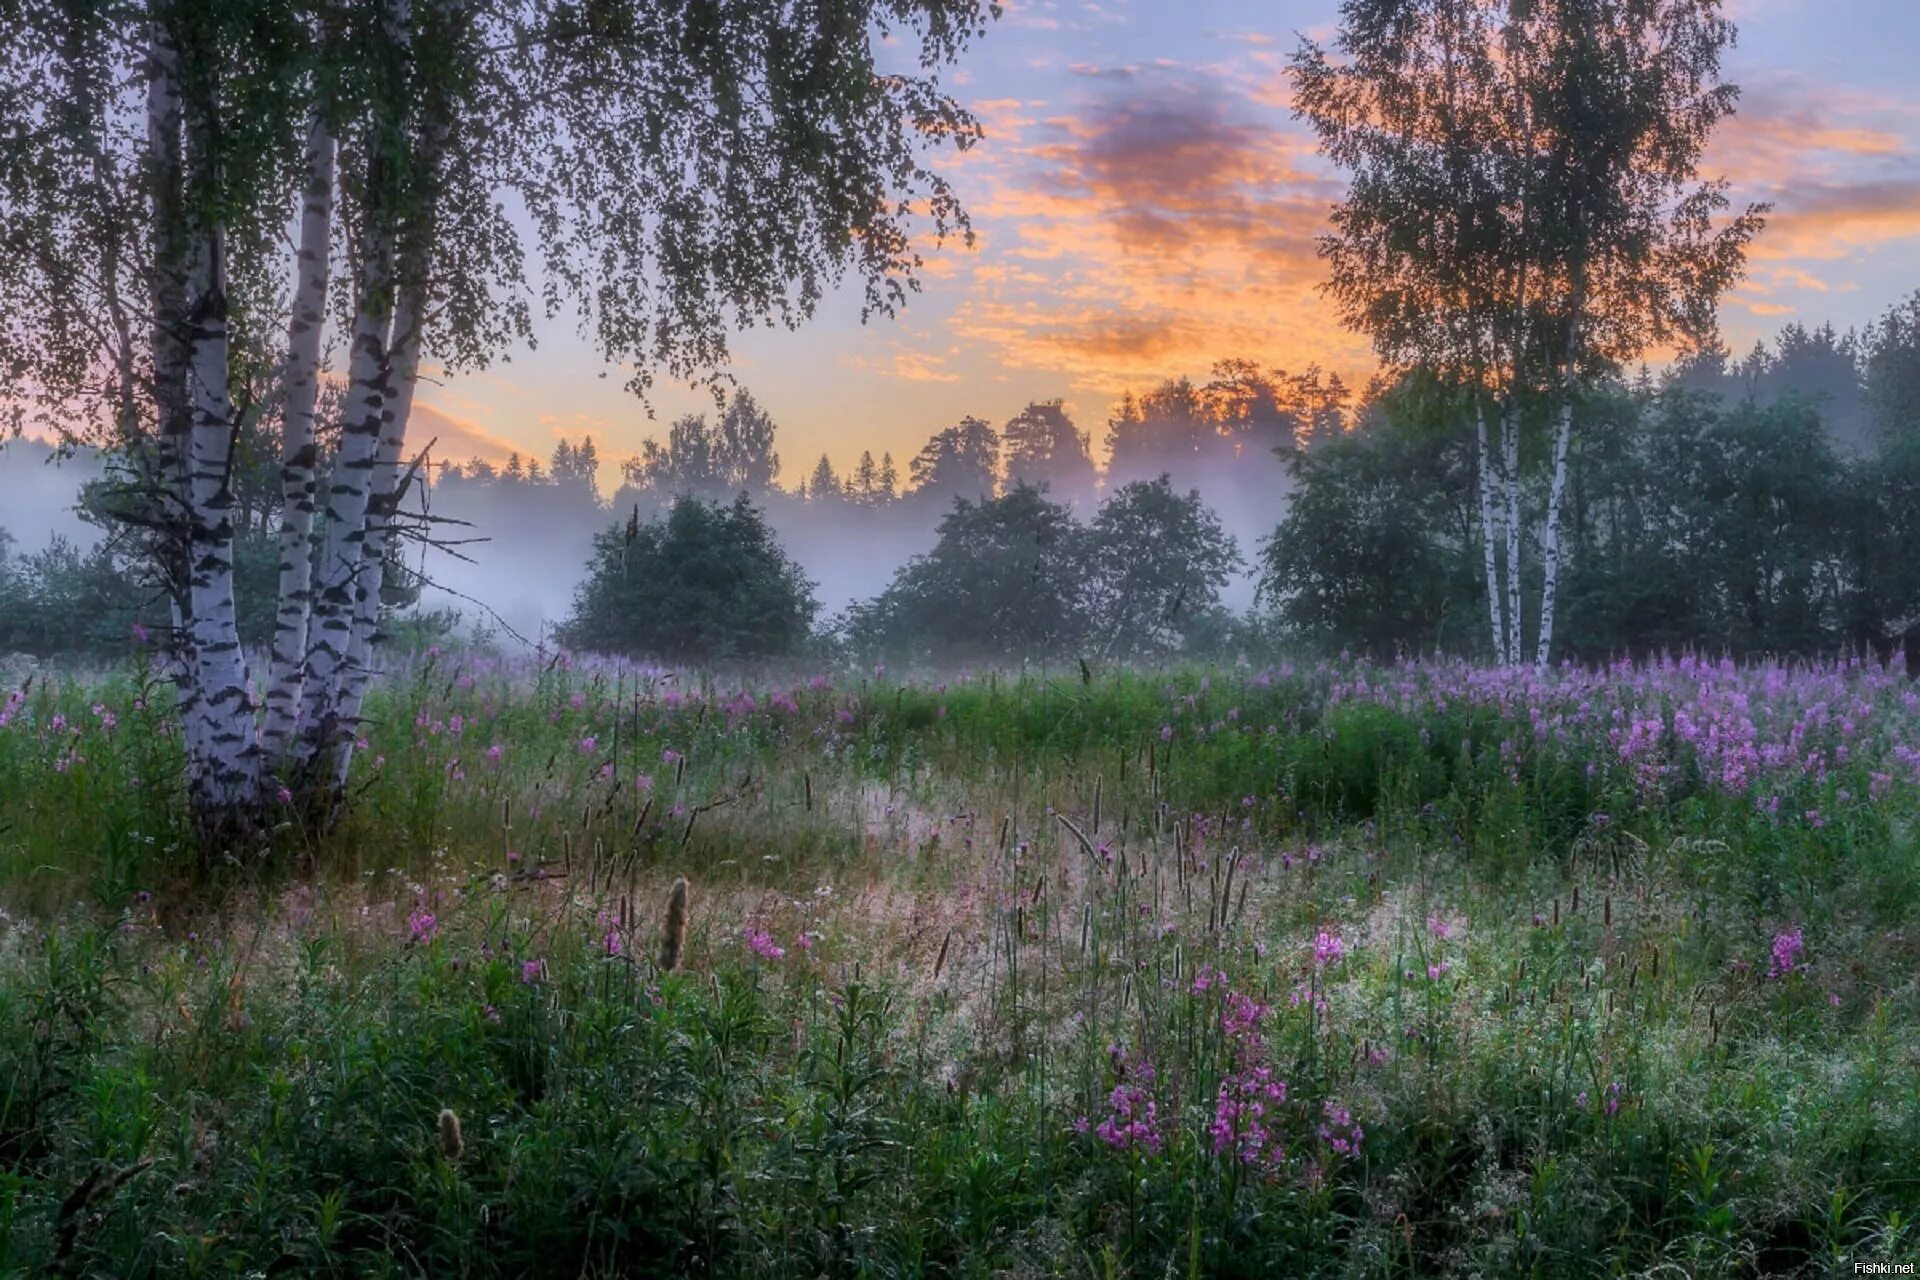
940, 68, 1368, 399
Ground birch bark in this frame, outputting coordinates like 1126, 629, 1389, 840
261, 109, 334, 763
1502, 409, 1522, 665
1535, 395, 1574, 666
1476, 405, 1508, 663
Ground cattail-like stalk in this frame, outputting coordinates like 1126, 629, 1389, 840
658, 875, 690, 971
437, 1108, 464, 1162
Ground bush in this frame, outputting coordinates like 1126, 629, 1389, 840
845, 484, 1091, 662
558, 494, 817, 661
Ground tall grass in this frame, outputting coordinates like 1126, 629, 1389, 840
0, 651, 1916, 1274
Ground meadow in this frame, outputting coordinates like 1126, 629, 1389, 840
0, 649, 1917, 1277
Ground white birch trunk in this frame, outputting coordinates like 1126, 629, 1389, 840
146, 22, 203, 771
261, 110, 334, 764
1475, 405, 1508, 664
1502, 409, 1523, 665
1535, 395, 1574, 667
330, 289, 422, 787
295, 0, 413, 783
181, 210, 259, 819
295, 234, 393, 771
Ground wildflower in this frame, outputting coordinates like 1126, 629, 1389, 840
407, 910, 439, 944
579, 736, 597, 754
1095, 1082, 1163, 1155
1318, 1099, 1364, 1158
520, 958, 544, 983
131, 621, 149, 645
276, 786, 293, 805
604, 929, 623, 957
1313, 930, 1345, 968
1426, 961, 1450, 981
1768, 926, 1805, 979
486, 744, 503, 761
1427, 913, 1452, 940
744, 928, 785, 960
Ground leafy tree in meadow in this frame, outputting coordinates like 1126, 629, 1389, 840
0, 0, 995, 838
1261, 404, 1477, 661
1086, 477, 1241, 659
560, 496, 816, 662
1293, 0, 1766, 666
848, 485, 1091, 661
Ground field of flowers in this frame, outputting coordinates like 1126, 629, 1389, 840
1, 649, 1917, 1276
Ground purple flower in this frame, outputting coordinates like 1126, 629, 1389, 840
1313, 930, 1345, 968
1767, 926, 1805, 979
743, 928, 785, 961
520, 958, 544, 983
407, 910, 438, 944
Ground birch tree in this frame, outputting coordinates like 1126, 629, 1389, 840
0, 0, 997, 847
1293, 0, 1764, 666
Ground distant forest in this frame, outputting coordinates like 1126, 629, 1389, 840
4, 295, 1919, 667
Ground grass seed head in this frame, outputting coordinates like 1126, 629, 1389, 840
437, 1108, 464, 1162
660, 875, 690, 971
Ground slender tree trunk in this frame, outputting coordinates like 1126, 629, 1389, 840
330, 1, 451, 791
330, 288, 422, 787
182, 217, 260, 826
147, 20, 201, 768
295, 225, 393, 775
261, 110, 334, 765
1476, 405, 1507, 663
1502, 409, 1522, 665
1536, 394, 1574, 667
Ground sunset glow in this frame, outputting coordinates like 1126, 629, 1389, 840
402, 0, 1920, 487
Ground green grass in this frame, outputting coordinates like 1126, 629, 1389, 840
0, 653, 1916, 1275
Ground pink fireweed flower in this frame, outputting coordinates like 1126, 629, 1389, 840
1211, 1065, 1288, 1170
1094, 1082, 1163, 1155
579, 736, 597, 754
486, 744, 503, 761
1318, 1100, 1364, 1158
743, 928, 785, 961
604, 929, 622, 958
1427, 913, 1452, 940
1768, 926, 1805, 978
407, 910, 439, 944
520, 958, 544, 983
1313, 930, 1345, 968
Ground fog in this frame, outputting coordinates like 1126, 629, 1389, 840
0, 439, 106, 555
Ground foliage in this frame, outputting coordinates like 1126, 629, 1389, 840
1261, 411, 1475, 660
558, 496, 817, 662
847, 484, 1089, 661
1086, 477, 1241, 659
2, 655, 1918, 1274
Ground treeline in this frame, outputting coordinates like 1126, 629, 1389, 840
1266, 297, 1920, 664
8, 300, 1918, 669
553, 295, 1920, 669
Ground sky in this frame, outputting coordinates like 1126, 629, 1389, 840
403, 0, 1920, 489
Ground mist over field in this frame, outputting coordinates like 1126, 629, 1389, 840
8, 0, 1920, 1274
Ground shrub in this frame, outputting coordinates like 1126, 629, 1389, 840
558, 494, 817, 661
